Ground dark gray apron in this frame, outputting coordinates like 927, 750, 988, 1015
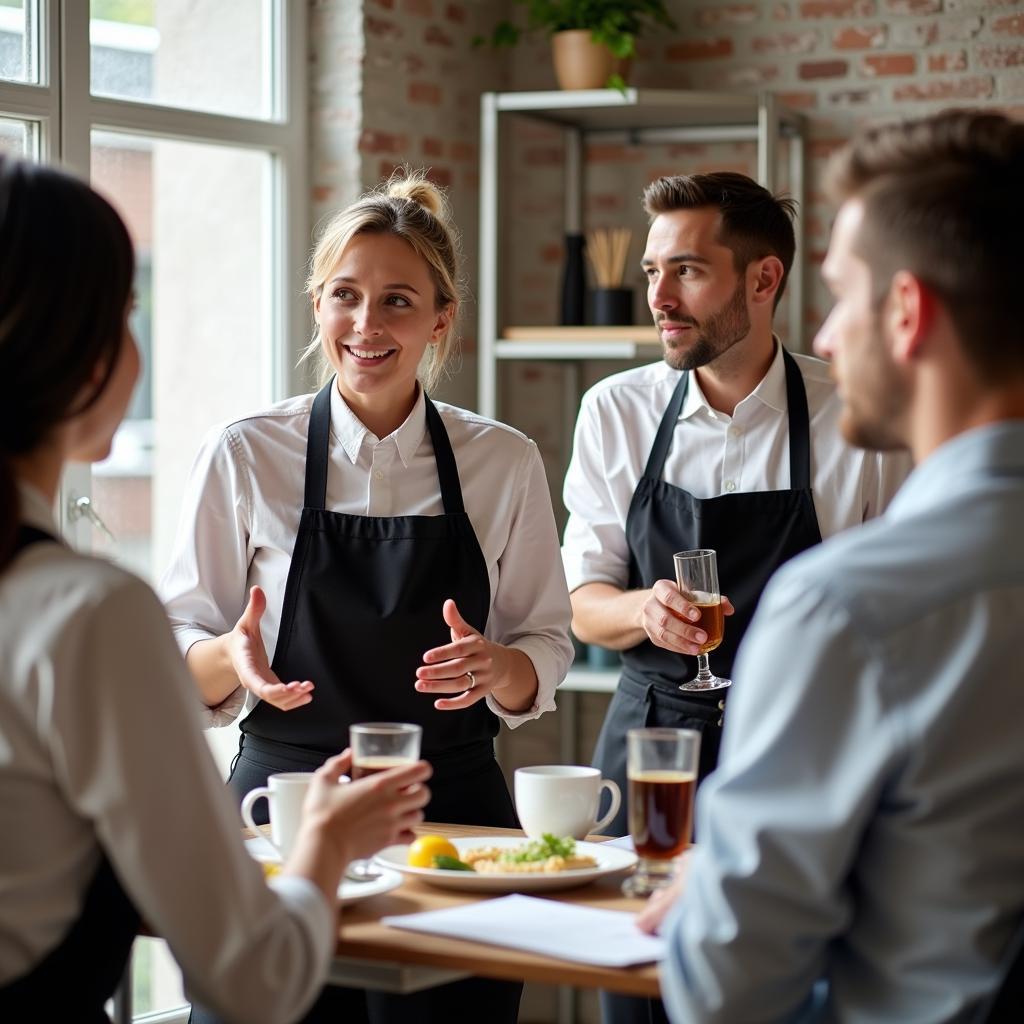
0, 526, 140, 1022
592, 349, 823, 836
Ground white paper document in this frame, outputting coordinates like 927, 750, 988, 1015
382, 893, 665, 967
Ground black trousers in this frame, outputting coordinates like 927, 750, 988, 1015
191, 737, 522, 1024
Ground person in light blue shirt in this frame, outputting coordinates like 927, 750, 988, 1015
640, 109, 1024, 1023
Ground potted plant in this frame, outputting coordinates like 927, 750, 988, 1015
474, 0, 676, 92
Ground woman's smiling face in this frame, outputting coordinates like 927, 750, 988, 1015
315, 231, 451, 430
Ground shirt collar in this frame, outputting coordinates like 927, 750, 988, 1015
679, 336, 786, 421
17, 481, 57, 533
328, 381, 427, 468
886, 420, 1024, 521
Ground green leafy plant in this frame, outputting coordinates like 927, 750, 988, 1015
473, 0, 676, 62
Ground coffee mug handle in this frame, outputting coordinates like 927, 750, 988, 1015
240, 787, 280, 856
592, 779, 622, 834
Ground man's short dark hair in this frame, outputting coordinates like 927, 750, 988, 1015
825, 109, 1024, 380
642, 171, 797, 310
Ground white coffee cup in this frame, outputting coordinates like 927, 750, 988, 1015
241, 771, 328, 859
514, 765, 622, 840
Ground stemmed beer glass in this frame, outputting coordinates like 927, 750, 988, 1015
674, 549, 731, 692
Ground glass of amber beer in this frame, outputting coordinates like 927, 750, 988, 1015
674, 548, 732, 692
348, 723, 422, 878
623, 727, 700, 897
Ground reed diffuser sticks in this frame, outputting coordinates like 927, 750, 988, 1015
585, 227, 632, 290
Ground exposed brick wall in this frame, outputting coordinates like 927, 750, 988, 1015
309, 0, 508, 409
493, 0, 1024, 369
310, 0, 1024, 395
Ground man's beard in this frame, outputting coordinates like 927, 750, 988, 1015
659, 277, 751, 371
837, 315, 910, 452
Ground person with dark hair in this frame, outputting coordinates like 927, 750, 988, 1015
160, 170, 572, 1023
0, 155, 432, 1023
641, 108, 1024, 1022
562, 171, 910, 1024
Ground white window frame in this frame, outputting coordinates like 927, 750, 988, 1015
0, 3, 308, 1019
0, 0, 309, 545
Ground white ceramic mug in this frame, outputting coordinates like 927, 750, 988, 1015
514, 765, 621, 839
240, 771, 319, 859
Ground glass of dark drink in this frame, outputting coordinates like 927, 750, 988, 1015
622, 727, 700, 897
348, 723, 422, 878
674, 548, 732, 692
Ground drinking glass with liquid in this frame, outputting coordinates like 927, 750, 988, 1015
622, 727, 700, 898
348, 722, 422, 878
674, 548, 732, 692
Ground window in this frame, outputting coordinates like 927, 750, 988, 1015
1, 2, 308, 1018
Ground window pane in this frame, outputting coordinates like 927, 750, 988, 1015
133, 938, 186, 1016
90, 0, 274, 119
0, 0, 39, 84
0, 115, 35, 157
89, 131, 273, 585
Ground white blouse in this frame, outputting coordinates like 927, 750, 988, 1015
160, 385, 574, 728
0, 485, 330, 1023
562, 347, 913, 592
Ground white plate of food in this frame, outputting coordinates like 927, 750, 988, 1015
373, 834, 637, 893
245, 836, 403, 906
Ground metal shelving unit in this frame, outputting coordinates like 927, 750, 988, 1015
477, 87, 807, 420
477, 89, 806, 725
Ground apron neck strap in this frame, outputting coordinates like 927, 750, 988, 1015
782, 348, 812, 490
303, 379, 467, 515
642, 370, 690, 481
422, 395, 467, 516
642, 347, 813, 489
304, 380, 333, 510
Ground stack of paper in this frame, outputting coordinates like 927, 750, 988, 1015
383, 893, 664, 967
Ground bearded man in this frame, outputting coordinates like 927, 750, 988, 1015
561, 171, 910, 1024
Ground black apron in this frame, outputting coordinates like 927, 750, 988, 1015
193, 382, 522, 1024
0, 526, 140, 1022
233, 381, 515, 830
592, 349, 823, 836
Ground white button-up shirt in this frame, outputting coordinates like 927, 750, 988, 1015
562, 347, 912, 591
160, 386, 574, 728
0, 485, 330, 1023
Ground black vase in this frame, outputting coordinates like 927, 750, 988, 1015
560, 233, 586, 326
590, 287, 634, 326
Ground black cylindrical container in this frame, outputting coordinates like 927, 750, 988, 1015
590, 287, 634, 326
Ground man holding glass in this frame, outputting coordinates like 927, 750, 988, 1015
645, 109, 1024, 1022
562, 172, 909, 826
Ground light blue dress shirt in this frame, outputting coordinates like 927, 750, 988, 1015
661, 422, 1024, 1023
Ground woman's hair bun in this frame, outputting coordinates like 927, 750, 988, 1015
384, 168, 449, 223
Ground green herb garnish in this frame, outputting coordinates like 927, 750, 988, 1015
432, 854, 475, 871
499, 833, 576, 863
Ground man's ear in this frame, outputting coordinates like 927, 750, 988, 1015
749, 256, 784, 308
885, 270, 933, 363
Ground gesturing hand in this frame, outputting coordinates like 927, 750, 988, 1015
228, 585, 314, 711
415, 598, 513, 711
641, 581, 735, 656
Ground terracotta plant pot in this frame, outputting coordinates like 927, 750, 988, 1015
551, 29, 631, 91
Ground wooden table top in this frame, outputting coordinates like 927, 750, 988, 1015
331, 823, 660, 998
